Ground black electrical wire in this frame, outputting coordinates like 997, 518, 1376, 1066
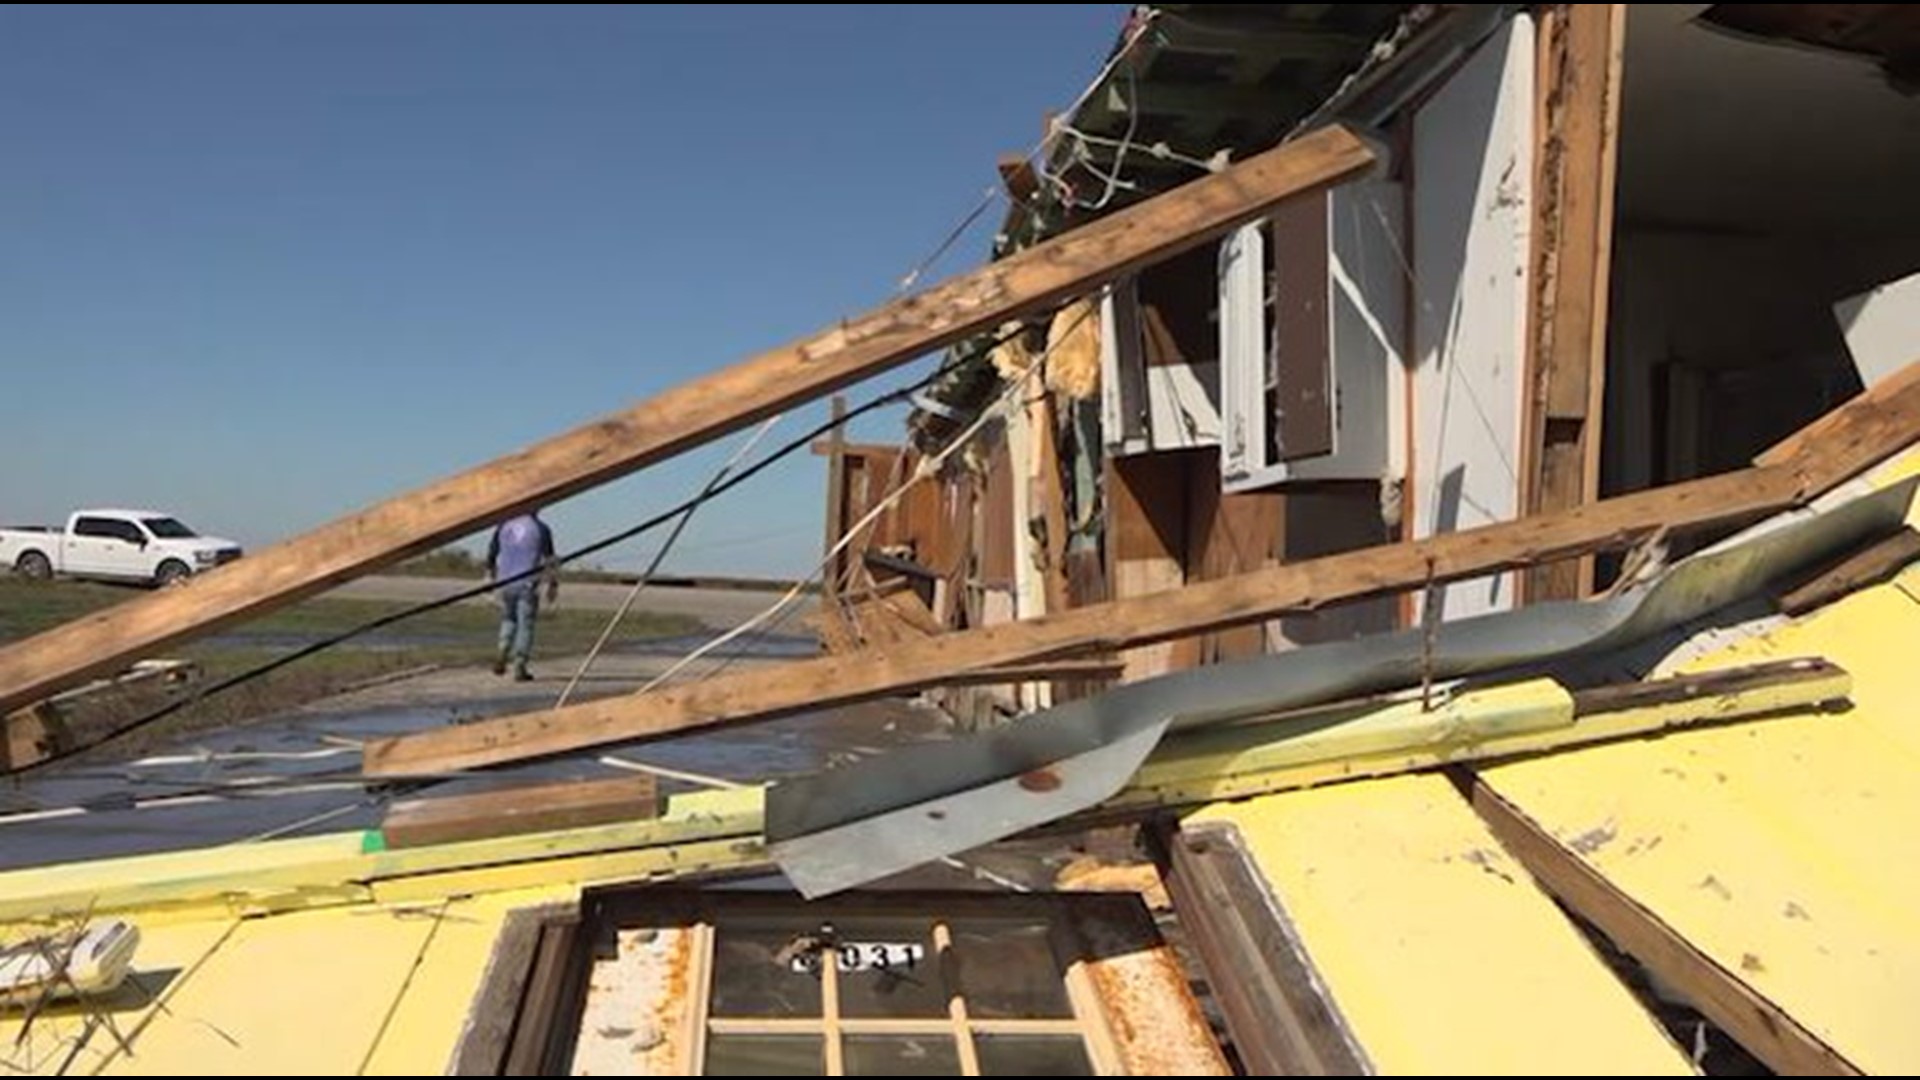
17, 347, 993, 775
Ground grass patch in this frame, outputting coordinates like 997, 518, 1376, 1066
394, 546, 633, 584
0, 578, 701, 761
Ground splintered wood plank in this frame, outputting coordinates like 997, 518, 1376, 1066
0, 126, 1379, 718
381, 776, 661, 849
1777, 527, 1920, 616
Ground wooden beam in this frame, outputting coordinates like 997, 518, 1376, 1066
809, 438, 903, 459
1776, 526, 1920, 616
1758, 356, 1920, 471
361, 464, 1815, 778
380, 775, 661, 849
956, 657, 1124, 685
822, 395, 849, 608
1523, 3, 1625, 602
1469, 780, 1860, 1075
0, 126, 1379, 718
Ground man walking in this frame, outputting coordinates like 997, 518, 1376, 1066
485, 510, 559, 681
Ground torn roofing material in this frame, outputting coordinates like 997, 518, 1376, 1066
766, 475, 1919, 898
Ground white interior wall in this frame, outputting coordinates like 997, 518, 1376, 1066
1409, 14, 1534, 622
1837, 271, 1920, 389
1603, 5, 1920, 495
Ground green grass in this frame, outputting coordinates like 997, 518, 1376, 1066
390, 546, 814, 592
0, 577, 702, 760
0, 578, 696, 652
393, 546, 634, 584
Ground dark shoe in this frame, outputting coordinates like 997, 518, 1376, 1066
513, 664, 533, 682
491, 655, 507, 676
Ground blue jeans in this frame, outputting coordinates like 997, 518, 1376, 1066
497, 585, 540, 664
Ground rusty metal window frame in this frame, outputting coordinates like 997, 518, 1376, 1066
684, 893, 1122, 1076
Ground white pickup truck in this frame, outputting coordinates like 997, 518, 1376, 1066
1, 509, 244, 587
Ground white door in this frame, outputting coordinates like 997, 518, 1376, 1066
66, 517, 146, 579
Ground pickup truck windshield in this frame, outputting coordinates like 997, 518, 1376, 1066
142, 517, 198, 539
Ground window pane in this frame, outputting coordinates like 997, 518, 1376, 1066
844, 1034, 962, 1076
142, 517, 197, 538
832, 917, 945, 1019
974, 1034, 1094, 1077
73, 517, 109, 537
710, 922, 824, 1018
947, 920, 1072, 1019
704, 1033, 823, 1076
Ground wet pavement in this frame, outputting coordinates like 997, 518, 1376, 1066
0, 639, 952, 873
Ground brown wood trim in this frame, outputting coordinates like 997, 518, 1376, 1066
1776, 527, 1920, 616
1154, 822, 1372, 1075
500, 913, 585, 1075
1567, 657, 1848, 716
381, 776, 660, 850
450, 901, 576, 1075
1523, 3, 1626, 602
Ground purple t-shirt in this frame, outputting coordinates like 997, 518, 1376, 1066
487, 515, 554, 585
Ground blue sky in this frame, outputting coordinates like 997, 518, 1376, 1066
0, 4, 1124, 576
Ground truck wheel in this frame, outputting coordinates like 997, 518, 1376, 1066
154, 559, 192, 587
14, 550, 52, 580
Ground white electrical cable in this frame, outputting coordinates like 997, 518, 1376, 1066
554, 415, 785, 710
899, 7, 1167, 288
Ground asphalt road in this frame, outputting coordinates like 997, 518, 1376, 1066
328, 575, 815, 630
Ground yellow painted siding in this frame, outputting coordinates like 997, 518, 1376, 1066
96, 905, 440, 1075
0, 786, 763, 921
1188, 776, 1691, 1075
1480, 565, 1920, 1073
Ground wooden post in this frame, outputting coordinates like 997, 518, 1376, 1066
1522, 3, 1626, 602
819, 396, 852, 648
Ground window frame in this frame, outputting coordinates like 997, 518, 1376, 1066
1218, 179, 1408, 493
685, 893, 1119, 1077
